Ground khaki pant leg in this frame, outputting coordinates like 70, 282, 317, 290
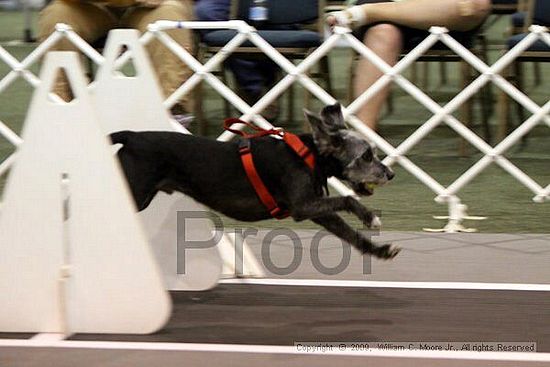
38, 1, 117, 100
123, 0, 195, 112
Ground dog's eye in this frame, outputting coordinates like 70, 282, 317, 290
362, 149, 373, 161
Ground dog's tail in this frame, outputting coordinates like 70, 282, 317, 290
110, 130, 134, 146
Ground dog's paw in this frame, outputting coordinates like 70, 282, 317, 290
359, 212, 381, 229
369, 215, 382, 229
373, 244, 401, 260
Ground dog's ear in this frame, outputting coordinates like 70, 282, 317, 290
304, 103, 345, 154
304, 104, 346, 134
320, 103, 347, 131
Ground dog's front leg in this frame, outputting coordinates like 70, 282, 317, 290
291, 196, 380, 228
311, 214, 400, 260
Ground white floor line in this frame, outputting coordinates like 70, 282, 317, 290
219, 278, 550, 292
0, 339, 549, 362
30, 333, 68, 341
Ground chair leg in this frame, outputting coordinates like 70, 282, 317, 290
195, 48, 208, 136
422, 62, 429, 89
348, 49, 356, 104
195, 80, 208, 136
459, 61, 473, 156
513, 61, 529, 149
320, 55, 332, 96
479, 80, 493, 145
497, 64, 512, 142
533, 62, 542, 86
386, 86, 394, 116
476, 43, 493, 145
288, 81, 295, 123
303, 70, 311, 118
439, 61, 448, 86
410, 62, 418, 84
222, 66, 232, 118
302, 55, 328, 126
513, 61, 526, 125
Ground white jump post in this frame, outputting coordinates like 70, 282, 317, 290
0, 51, 170, 334
91, 29, 229, 290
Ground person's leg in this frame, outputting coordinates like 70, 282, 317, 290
354, 0, 491, 32
224, 58, 264, 103
194, 0, 273, 105
223, 56, 277, 98
259, 58, 279, 88
194, 0, 231, 22
344, 0, 491, 130
38, 0, 116, 100
38, 1, 116, 44
354, 23, 403, 130
194, 0, 264, 112
124, 0, 195, 113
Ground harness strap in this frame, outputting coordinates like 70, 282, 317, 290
226, 118, 315, 220
238, 140, 289, 219
224, 118, 282, 139
225, 118, 315, 170
282, 132, 315, 170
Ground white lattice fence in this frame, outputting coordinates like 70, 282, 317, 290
0, 21, 548, 232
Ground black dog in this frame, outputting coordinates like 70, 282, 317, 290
111, 104, 400, 259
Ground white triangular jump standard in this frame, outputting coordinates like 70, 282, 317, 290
92, 29, 227, 290
0, 52, 171, 334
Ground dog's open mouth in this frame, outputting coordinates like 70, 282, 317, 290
354, 182, 378, 196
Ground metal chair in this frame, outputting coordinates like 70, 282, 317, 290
498, 0, 550, 140
195, 0, 331, 133
492, 0, 519, 14
482, 0, 519, 40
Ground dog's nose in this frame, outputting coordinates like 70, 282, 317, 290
386, 168, 395, 181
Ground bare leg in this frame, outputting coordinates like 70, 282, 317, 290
347, 0, 491, 130
354, 23, 402, 130
357, 0, 491, 32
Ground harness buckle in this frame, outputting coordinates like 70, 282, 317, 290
270, 207, 289, 219
239, 145, 251, 155
238, 139, 251, 155
297, 146, 311, 159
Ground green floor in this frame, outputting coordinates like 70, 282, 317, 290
0, 10, 548, 232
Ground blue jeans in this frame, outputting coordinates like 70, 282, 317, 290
195, 0, 278, 101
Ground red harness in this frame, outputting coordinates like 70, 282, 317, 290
224, 118, 315, 219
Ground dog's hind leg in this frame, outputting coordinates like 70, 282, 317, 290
311, 214, 400, 260
291, 196, 380, 229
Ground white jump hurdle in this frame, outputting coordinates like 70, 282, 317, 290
0, 28, 269, 333
91, 29, 226, 290
0, 52, 170, 334
0, 26, 264, 294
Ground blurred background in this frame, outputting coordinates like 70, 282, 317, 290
0, 1, 548, 233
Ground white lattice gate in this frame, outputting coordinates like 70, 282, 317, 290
0, 21, 548, 231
